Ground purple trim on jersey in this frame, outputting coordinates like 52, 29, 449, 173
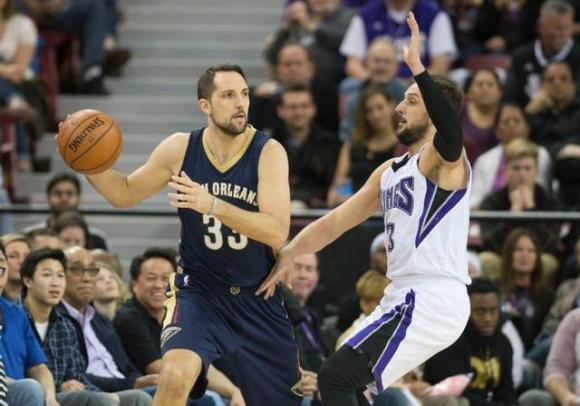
415, 179, 467, 247
373, 290, 415, 392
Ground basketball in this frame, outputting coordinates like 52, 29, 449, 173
57, 109, 123, 175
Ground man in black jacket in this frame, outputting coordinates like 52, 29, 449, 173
504, 0, 580, 107
424, 278, 517, 406
59, 246, 158, 400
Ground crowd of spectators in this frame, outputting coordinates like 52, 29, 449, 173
1, 0, 580, 404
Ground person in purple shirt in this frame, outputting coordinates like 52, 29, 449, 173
339, 0, 457, 79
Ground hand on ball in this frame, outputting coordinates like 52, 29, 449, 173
168, 171, 215, 214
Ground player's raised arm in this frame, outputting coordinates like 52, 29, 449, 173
403, 12, 463, 165
87, 132, 188, 208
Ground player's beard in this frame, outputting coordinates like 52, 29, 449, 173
396, 116, 430, 146
213, 113, 247, 137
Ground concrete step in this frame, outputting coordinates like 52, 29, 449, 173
123, 4, 281, 18
58, 95, 197, 117
121, 23, 273, 43
124, 0, 284, 10
122, 58, 267, 80
129, 40, 265, 59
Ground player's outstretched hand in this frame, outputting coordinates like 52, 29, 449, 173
168, 171, 213, 214
402, 12, 425, 76
256, 248, 294, 299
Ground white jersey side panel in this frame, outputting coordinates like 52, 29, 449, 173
380, 152, 472, 284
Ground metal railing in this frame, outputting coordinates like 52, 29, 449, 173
1, 204, 580, 222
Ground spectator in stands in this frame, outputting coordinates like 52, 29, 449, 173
113, 248, 173, 374
471, 103, 551, 208
336, 270, 389, 348
250, 41, 339, 133
339, 0, 457, 79
0, 241, 59, 406
519, 308, 580, 406
0, 0, 39, 170
15, 0, 126, 94
58, 246, 160, 399
21, 248, 144, 405
504, 0, 580, 107
114, 248, 243, 405
286, 252, 329, 404
479, 138, 560, 261
94, 262, 129, 320
423, 278, 517, 405
265, 0, 356, 84
90, 249, 123, 278
369, 231, 386, 273
0, 172, 12, 235
22, 173, 110, 250
54, 210, 91, 249
528, 239, 580, 366
328, 84, 398, 207
0, 233, 29, 302
338, 37, 405, 141
444, 0, 541, 58
498, 228, 554, 351
272, 84, 341, 208
26, 228, 62, 250
461, 69, 502, 163
336, 233, 386, 334
527, 61, 580, 208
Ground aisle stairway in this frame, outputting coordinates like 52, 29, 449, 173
15, 0, 284, 266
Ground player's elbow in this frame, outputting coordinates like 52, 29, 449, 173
269, 224, 289, 250
109, 196, 137, 209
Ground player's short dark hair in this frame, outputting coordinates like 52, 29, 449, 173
46, 172, 81, 196
197, 64, 247, 101
20, 248, 66, 298
467, 277, 499, 297
277, 83, 313, 105
130, 247, 178, 281
430, 75, 463, 112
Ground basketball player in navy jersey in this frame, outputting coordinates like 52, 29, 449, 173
258, 13, 471, 405
80, 65, 302, 405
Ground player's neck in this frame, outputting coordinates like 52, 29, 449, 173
407, 128, 435, 156
205, 126, 249, 165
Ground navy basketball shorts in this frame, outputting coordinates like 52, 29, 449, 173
161, 273, 302, 405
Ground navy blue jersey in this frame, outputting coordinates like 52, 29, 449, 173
177, 126, 276, 286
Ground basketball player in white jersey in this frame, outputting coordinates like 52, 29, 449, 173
257, 12, 471, 405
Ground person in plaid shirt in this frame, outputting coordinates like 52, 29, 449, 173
21, 248, 151, 406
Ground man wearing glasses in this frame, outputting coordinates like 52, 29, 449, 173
57, 246, 156, 405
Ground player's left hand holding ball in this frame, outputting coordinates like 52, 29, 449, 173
167, 171, 213, 214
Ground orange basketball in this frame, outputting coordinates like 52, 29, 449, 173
57, 109, 122, 175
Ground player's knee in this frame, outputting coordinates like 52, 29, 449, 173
159, 351, 202, 389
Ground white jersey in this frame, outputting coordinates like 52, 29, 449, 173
380, 151, 471, 284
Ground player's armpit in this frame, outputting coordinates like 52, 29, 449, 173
88, 132, 188, 208
419, 143, 468, 191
